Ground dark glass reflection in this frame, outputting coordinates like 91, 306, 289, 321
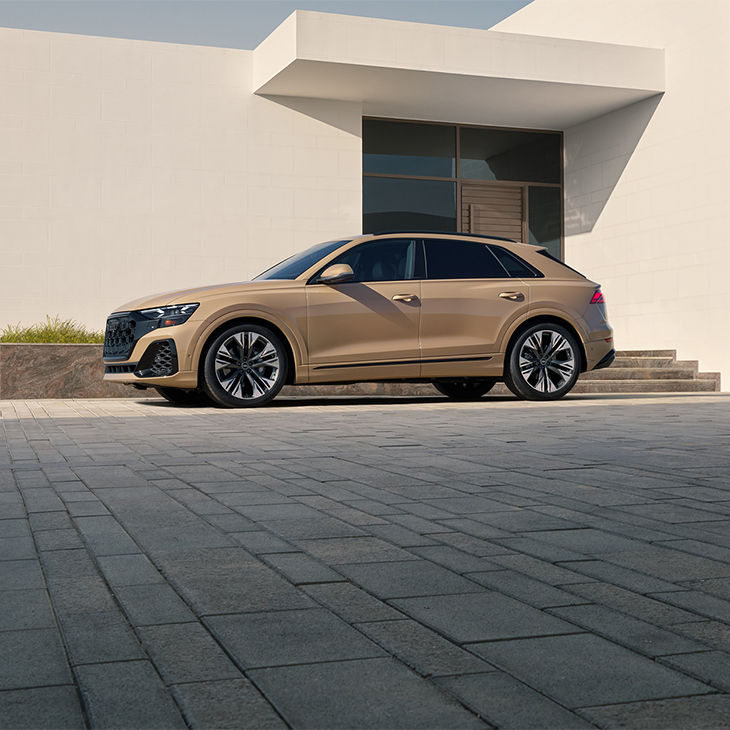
460, 128, 561, 184
424, 239, 507, 279
528, 186, 562, 259
363, 178, 457, 233
331, 239, 417, 282
363, 119, 455, 177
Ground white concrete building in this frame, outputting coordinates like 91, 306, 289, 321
1, 1, 727, 386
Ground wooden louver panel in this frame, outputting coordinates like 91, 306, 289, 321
461, 183, 524, 242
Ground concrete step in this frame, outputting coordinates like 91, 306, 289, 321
283, 377, 720, 398
616, 349, 677, 358
580, 368, 695, 381
570, 379, 720, 393
613, 357, 698, 371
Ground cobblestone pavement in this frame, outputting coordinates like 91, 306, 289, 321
1, 393, 730, 730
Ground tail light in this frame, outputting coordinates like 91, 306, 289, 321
591, 289, 605, 304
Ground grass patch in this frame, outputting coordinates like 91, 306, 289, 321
0, 316, 105, 344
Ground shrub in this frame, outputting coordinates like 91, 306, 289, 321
0, 316, 105, 344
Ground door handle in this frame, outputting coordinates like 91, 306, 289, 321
392, 294, 419, 303
499, 292, 525, 302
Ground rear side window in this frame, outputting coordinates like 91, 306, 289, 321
488, 245, 542, 278
537, 250, 586, 278
424, 239, 507, 279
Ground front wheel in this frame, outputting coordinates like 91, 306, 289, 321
432, 378, 496, 401
202, 323, 288, 408
504, 323, 580, 401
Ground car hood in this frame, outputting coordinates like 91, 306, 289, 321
112, 279, 295, 313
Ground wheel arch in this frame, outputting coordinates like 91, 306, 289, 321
196, 316, 299, 386
503, 315, 588, 375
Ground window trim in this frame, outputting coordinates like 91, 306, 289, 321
422, 237, 514, 281
487, 244, 545, 279
362, 116, 564, 259
307, 238, 419, 285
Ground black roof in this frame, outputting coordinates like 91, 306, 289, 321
370, 230, 516, 243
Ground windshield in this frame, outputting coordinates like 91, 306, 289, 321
254, 239, 352, 280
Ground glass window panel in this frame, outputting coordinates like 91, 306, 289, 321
460, 128, 561, 183
488, 245, 540, 278
363, 119, 455, 177
363, 177, 456, 233
254, 239, 351, 280
528, 186, 562, 259
424, 239, 507, 279
331, 239, 417, 282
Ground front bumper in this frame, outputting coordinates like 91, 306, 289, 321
103, 315, 201, 389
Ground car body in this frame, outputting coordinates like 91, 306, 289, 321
102, 232, 614, 406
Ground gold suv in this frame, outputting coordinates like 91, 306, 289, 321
103, 232, 614, 407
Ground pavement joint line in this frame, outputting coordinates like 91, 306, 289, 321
3, 395, 730, 725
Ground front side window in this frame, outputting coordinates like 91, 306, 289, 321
254, 239, 351, 280
424, 239, 507, 279
329, 239, 417, 283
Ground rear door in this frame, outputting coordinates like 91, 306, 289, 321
419, 238, 529, 377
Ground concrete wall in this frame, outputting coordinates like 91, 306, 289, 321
0, 28, 362, 331
496, 0, 730, 387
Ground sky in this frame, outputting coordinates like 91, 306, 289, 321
0, 0, 532, 49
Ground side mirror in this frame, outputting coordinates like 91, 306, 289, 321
318, 263, 354, 285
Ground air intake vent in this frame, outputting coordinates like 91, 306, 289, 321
135, 340, 178, 378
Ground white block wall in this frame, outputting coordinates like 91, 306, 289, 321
496, 0, 730, 388
0, 28, 362, 331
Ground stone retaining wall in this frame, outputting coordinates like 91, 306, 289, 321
0, 344, 438, 399
0, 344, 137, 399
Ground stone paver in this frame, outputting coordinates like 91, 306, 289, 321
1, 392, 729, 728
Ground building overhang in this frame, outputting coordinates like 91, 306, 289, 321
253, 11, 665, 129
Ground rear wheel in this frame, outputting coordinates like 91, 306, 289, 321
432, 378, 496, 401
154, 387, 214, 406
504, 323, 580, 401
202, 323, 288, 408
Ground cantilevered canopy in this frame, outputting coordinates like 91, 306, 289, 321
253, 11, 664, 129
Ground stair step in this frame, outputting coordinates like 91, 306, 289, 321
570, 379, 720, 393
616, 349, 677, 358
283, 377, 720, 398
580, 368, 695, 381
613, 357, 698, 371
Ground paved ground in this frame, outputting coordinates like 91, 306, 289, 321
1, 393, 730, 730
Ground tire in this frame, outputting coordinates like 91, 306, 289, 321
504, 323, 580, 401
154, 387, 214, 406
432, 378, 496, 401
202, 323, 288, 408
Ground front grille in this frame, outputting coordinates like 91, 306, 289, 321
103, 312, 159, 361
105, 363, 138, 374
103, 314, 136, 359
135, 340, 178, 378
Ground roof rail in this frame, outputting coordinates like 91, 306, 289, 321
370, 230, 516, 243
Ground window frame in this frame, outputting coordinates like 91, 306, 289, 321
421, 238, 513, 281
487, 244, 544, 279
308, 238, 420, 285
362, 117, 564, 259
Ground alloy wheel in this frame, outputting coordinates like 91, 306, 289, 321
213, 330, 280, 400
518, 329, 576, 394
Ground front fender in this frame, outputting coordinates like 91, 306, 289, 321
186, 306, 308, 382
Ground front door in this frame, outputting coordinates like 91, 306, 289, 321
305, 238, 421, 382
461, 182, 525, 242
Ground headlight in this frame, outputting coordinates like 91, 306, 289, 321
138, 303, 199, 328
